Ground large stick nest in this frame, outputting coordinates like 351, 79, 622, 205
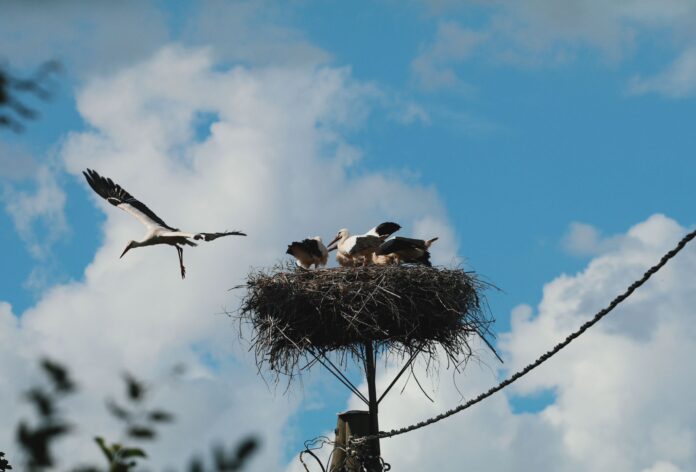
237, 264, 495, 379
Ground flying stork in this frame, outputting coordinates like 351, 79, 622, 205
286, 237, 329, 269
82, 169, 246, 279
327, 222, 401, 267
373, 236, 438, 266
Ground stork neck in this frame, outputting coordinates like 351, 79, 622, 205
337, 234, 350, 249
132, 239, 150, 248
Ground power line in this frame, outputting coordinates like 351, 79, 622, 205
351, 226, 696, 445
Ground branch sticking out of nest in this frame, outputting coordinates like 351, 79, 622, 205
236, 264, 495, 381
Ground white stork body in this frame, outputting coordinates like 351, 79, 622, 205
286, 237, 329, 269
83, 169, 245, 279
327, 222, 401, 267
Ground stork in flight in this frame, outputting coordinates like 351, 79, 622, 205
373, 236, 438, 266
286, 237, 329, 269
83, 169, 246, 279
327, 222, 401, 267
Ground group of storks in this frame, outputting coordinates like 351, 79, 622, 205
83, 169, 437, 279
286, 224, 437, 270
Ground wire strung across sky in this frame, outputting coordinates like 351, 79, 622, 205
351, 226, 696, 445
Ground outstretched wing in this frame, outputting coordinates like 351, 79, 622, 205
193, 231, 246, 242
376, 237, 424, 254
366, 221, 401, 238
82, 168, 176, 231
375, 237, 432, 266
348, 234, 382, 256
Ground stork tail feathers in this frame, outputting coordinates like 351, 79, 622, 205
425, 237, 439, 248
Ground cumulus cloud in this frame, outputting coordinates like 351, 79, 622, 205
0, 46, 459, 470
2, 164, 68, 259
414, 0, 696, 96
0, 141, 37, 180
411, 21, 487, 91
290, 214, 696, 471
0, 0, 328, 77
629, 47, 696, 97
561, 221, 624, 257
182, 0, 330, 67
0, 0, 169, 73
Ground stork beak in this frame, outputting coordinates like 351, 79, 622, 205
120, 243, 133, 259
326, 235, 341, 252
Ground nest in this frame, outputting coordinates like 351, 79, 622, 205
237, 264, 495, 380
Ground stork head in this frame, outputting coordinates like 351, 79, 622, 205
327, 229, 349, 252
120, 240, 136, 258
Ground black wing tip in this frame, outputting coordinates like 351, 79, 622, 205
82, 168, 111, 200
195, 231, 247, 241
375, 221, 401, 236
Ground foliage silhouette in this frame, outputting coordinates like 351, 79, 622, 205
0, 451, 12, 471
16, 358, 76, 471
0, 60, 60, 132
11, 359, 260, 472
187, 438, 260, 472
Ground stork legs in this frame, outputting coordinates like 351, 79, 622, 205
176, 245, 186, 279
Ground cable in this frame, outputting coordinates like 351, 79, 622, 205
351, 227, 696, 444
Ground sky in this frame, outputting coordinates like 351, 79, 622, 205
0, 1, 695, 471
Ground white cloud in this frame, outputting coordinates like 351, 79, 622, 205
629, 47, 696, 97
414, 1, 696, 96
2, 164, 68, 259
0, 1, 330, 78
561, 221, 624, 257
291, 214, 696, 471
182, 0, 330, 67
0, 141, 38, 180
0, 0, 169, 73
0, 46, 460, 470
411, 21, 487, 91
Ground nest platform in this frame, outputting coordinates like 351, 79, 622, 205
238, 264, 494, 379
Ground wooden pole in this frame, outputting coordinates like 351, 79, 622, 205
329, 410, 371, 471
328, 343, 382, 471
363, 341, 381, 471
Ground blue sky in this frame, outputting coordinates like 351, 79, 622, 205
1, 1, 696, 471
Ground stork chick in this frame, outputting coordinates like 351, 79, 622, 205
286, 237, 329, 269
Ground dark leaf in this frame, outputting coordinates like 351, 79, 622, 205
40, 359, 76, 393
148, 410, 174, 423
94, 436, 113, 461
126, 426, 156, 440
235, 437, 259, 462
106, 399, 131, 421
123, 374, 145, 402
0, 450, 12, 471
120, 448, 147, 459
25, 388, 54, 418
212, 444, 228, 469
16, 421, 70, 468
187, 457, 204, 472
